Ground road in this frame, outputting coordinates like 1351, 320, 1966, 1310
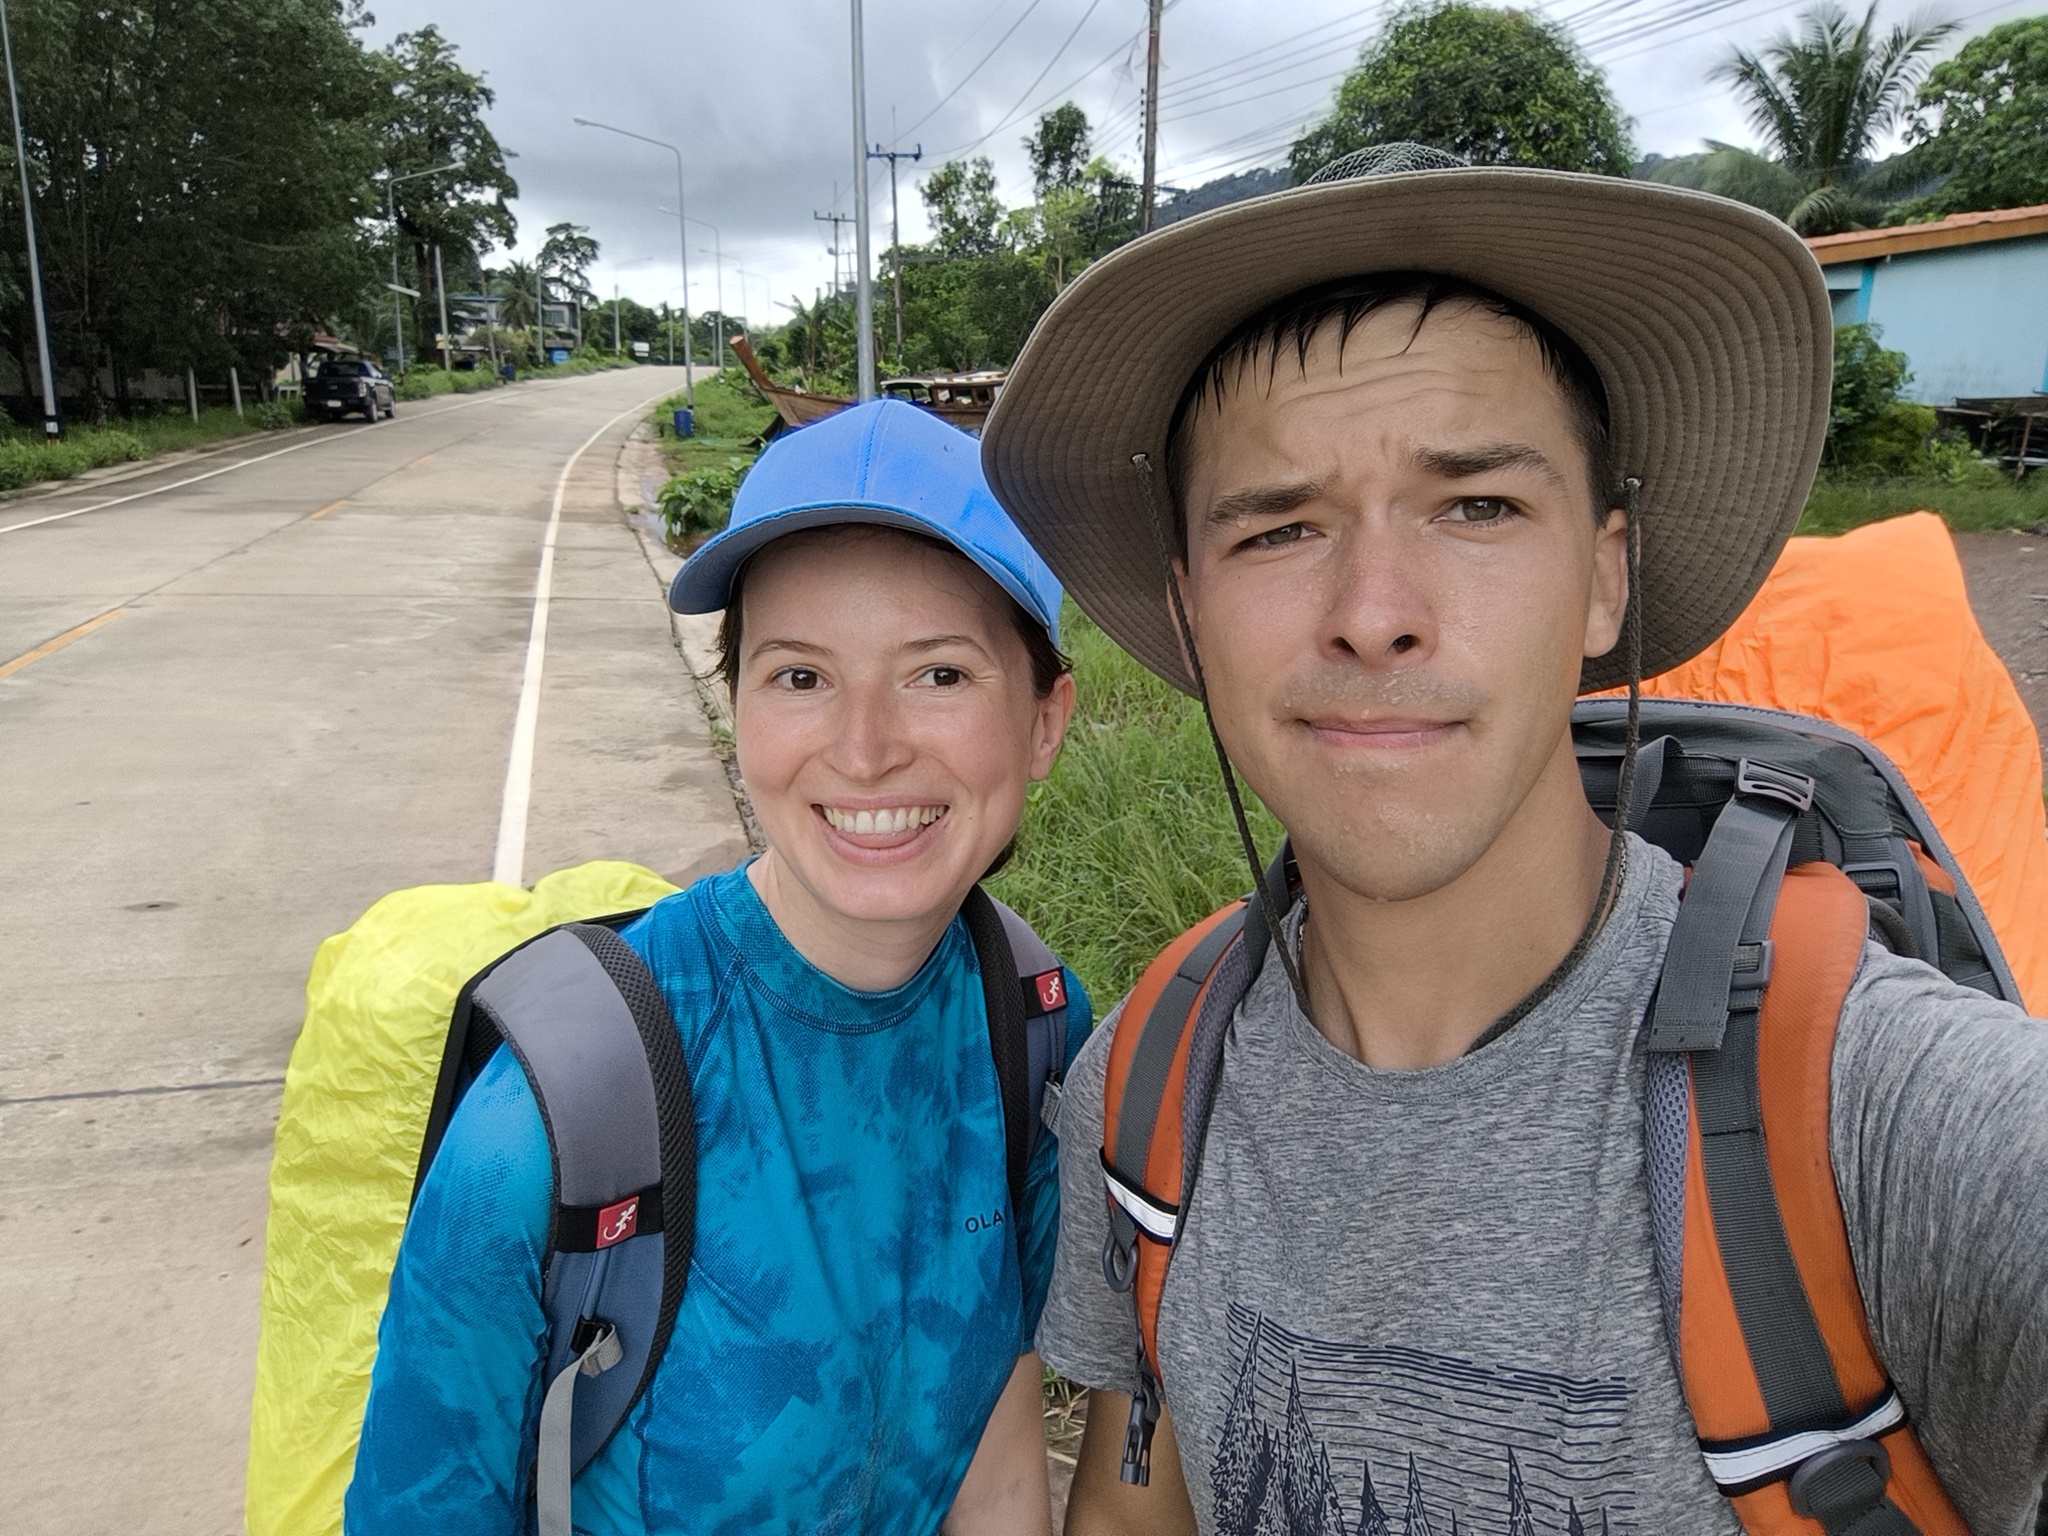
0, 367, 749, 1534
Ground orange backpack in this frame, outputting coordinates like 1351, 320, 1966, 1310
1100, 700, 2026, 1536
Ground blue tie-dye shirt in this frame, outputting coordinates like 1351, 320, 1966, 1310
346, 864, 1089, 1535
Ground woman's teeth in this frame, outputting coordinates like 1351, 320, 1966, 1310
822, 805, 947, 835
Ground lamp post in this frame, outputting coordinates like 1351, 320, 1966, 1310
1, 0, 59, 437
690, 220, 724, 370
574, 117, 694, 405
385, 161, 461, 372
848, 0, 876, 401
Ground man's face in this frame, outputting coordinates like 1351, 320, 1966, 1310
1175, 299, 1628, 904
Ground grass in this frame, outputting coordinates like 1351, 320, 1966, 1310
651, 369, 778, 478
1797, 474, 2048, 536
0, 404, 309, 492
988, 605, 1281, 1009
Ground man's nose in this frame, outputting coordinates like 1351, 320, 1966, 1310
1315, 527, 1439, 668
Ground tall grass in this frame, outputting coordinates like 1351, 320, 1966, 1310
653, 369, 778, 478
989, 606, 1281, 1009
1798, 475, 2048, 535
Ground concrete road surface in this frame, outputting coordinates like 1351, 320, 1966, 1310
0, 368, 748, 1534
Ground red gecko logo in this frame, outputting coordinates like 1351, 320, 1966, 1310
1034, 970, 1065, 1012
596, 1196, 639, 1249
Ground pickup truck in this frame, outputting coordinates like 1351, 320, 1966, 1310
306, 359, 396, 422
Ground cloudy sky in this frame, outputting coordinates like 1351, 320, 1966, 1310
360, 0, 2036, 326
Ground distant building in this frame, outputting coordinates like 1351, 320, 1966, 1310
1807, 206, 2048, 404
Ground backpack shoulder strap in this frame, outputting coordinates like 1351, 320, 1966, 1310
1099, 897, 1252, 1484
1646, 762, 1968, 1536
463, 923, 696, 1536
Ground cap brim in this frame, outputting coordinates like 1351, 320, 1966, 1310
669, 501, 1060, 644
980, 168, 1833, 694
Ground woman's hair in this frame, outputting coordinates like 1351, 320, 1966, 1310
713, 525, 1071, 700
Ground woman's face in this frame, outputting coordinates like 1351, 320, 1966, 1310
732, 526, 1074, 935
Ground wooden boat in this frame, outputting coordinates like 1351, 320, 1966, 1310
729, 334, 1005, 433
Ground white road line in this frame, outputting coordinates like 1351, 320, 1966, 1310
0, 376, 602, 537
491, 391, 680, 888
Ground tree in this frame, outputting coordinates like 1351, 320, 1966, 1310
539, 223, 600, 305
920, 157, 1007, 258
377, 26, 518, 356
1291, 2, 1631, 181
1906, 16, 2048, 217
1026, 102, 1092, 195
0, 0, 386, 414
1692, 2, 1955, 234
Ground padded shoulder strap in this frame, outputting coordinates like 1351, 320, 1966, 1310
1657, 859, 1969, 1536
466, 924, 697, 1536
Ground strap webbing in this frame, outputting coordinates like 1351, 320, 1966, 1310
961, 887, 1032, 1222
1112, 914, 1243, 1192
535, 1322, 623, 1536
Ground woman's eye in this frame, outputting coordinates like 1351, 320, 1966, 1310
1444, 497, 1516, 524
780, 668, 821, 691
925, 666, 966, 688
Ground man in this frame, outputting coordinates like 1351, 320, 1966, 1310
980, 148, 2048, 1534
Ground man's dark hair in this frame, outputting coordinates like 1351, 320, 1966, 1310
1164, 271, 1616, 546
714, 526, 1070, 701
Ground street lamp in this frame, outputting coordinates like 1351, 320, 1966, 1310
384, 161, 461, 373
574, 116, 694, 405
689, 218, 724, 370
848, 0, 876, 401
1, 0, 59, 437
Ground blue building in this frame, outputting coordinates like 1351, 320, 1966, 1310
1809, 205, 2048, 404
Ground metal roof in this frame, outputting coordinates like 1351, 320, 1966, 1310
1805, 203, 2048, 265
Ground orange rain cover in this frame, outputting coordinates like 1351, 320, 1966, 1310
1633, 512, 2047, 1013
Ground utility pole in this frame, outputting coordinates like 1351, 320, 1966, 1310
573, 118, 694, 404
814, 211, 853, 298
536, 263, 547, 363
866, 142, 921, 368
0, 0, 58, 437
385, 162, 460, 372
613, 283, 621, 357
434, 245, 451, 370
849, 0, 876, 401
1139, 0, 1164, 235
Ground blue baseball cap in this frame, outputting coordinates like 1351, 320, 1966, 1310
668, 398, 1062, 645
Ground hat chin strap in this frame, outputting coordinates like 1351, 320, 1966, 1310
1131, 456, 1645, 1050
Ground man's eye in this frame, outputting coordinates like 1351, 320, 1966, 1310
1246, 522, 1308, 549
1444, 498, 1516, 524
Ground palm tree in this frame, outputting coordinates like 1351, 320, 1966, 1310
488, 261, 538, 330
1699, 3, 1956, 232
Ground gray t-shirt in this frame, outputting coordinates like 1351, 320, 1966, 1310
1039, 839, 2048, 1535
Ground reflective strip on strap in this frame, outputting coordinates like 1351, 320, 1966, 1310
1102, 1154, 1179, 1243
1700, 1391, 1906, 1490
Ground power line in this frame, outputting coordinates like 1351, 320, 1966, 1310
977, 0, 1111, 165
931, 19, 1145, 159
899, 0, 1050, 140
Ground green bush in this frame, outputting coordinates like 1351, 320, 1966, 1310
252, 399, 298, 430
989, 606, 1282, 1006
1826, 323, 1949, 476
0, 428, 147, 490
659, 457, 749, 544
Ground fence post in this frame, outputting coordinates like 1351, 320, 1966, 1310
229, 366, 243, 419
186, 367, 198, 421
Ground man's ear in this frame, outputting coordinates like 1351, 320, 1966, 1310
1583, 507, 1629, 660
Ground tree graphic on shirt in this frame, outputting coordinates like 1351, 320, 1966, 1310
1358, 1459, 1394, 1536
1402, 1455, 1438, 1536
1566, 1500, 1587, 1536
1214, 1336, 1267, 1533
1283, 1363, 1348, 1536
1506, 1450, 1537, 1536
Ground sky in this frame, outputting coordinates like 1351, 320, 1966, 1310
359, 0, 2039, 327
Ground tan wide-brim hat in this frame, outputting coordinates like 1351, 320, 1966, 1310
979, 164, 1833, 695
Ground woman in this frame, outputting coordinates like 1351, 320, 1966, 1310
347, 399, 1087, 1534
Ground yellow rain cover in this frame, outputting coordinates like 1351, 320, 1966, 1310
245, 861, 680, 1536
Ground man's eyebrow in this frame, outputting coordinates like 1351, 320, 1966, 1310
1205, 479, 1326, 526
1412, 441, 1565, 486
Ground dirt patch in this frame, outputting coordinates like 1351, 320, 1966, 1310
1954, 531, 2048, 765
1046, 1382, 1087, 1527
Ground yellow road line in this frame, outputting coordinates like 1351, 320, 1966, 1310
308, 498, 348, 520
0, 607, 125, 680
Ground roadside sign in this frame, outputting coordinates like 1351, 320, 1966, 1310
632, 341, 650, 359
